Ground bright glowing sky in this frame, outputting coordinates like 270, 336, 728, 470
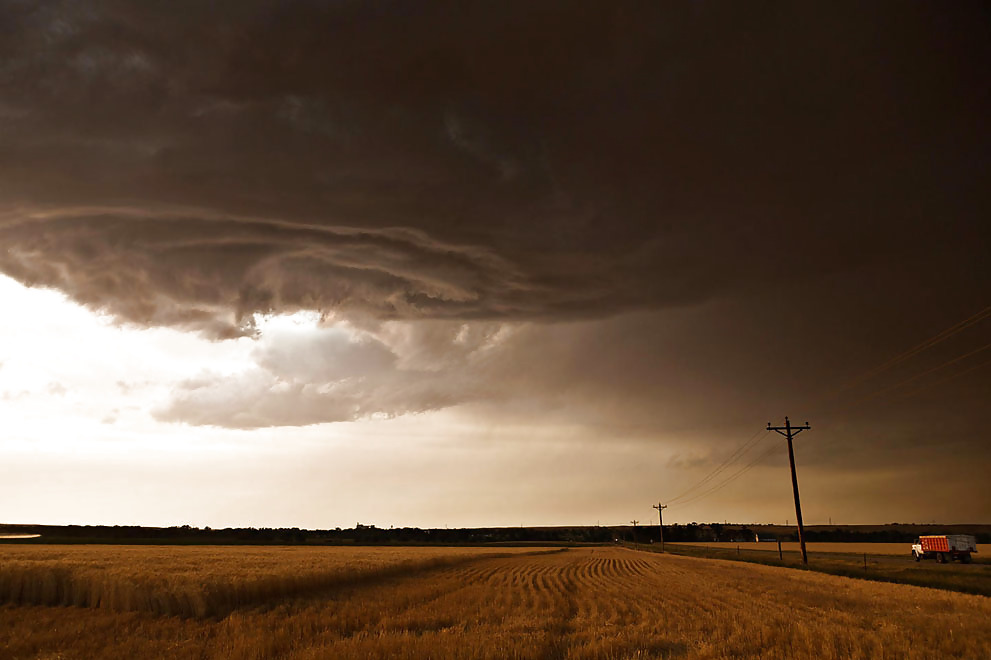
1, 3, 988, 528
3, 272, 987, 528
0, 273, 704, 528
0, 274, 634, 527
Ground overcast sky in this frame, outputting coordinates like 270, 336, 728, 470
1, 1, 988, 528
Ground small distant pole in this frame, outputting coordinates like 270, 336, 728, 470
777, 539, 783, 560
768, 417, 811, 565
630, 520, 639, 548
652, 503, 667, 552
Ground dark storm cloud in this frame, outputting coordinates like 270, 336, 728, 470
2, 1, 987, 335
1, 205, 528, 336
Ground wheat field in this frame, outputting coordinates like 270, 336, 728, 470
0, 545, 538, 618
1, 545, 989, 659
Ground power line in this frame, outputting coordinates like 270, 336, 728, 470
900, 355, 991, 400
666, 428, 766, 504
674, 442, 784, 507
675, 442, 781, 506
838, 341, 991, 410
813, 304, 991, 408
848, 305, 990, 382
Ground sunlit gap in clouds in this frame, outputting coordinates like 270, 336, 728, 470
0, 272, 589, 528
0, 271, 501, 437
0, 274, 318, 450
247, 308, 395, 422
250, 308, 326, 333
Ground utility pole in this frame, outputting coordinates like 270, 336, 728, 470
652, 503, 667, 552
630, 520, 639, 548
767, 417, 811, 565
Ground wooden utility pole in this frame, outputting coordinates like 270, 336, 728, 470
767, 417, 811, 565
652, 503, 667, 552
630, 520, 639, 548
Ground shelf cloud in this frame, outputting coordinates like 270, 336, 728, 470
2, 2, 986, 338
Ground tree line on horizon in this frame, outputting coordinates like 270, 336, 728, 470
2, 523, 988, 545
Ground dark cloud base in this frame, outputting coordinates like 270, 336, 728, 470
1, 1, 987, 336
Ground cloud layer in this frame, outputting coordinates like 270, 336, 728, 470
154, 318, 511, 428
2, 1, 987, 337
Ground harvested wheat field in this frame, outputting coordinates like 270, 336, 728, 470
0, 544, 532, 618
1, 545, 989, 659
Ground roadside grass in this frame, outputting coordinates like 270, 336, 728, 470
633, 542, 991, 597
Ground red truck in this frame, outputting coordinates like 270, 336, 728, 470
911, 535, 977, 563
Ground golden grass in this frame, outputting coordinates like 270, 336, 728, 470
658, 541, 991, 597
670, 541, 986, 555
0, 545, 540, 617
2, 546, 989, 659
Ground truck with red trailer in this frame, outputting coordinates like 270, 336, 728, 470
911, 535, 977, 563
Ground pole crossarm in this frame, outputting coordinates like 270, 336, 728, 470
767, 421, 810, 436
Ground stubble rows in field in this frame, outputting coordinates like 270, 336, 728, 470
1, 546, 989, 659
0, 544, 540, 617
